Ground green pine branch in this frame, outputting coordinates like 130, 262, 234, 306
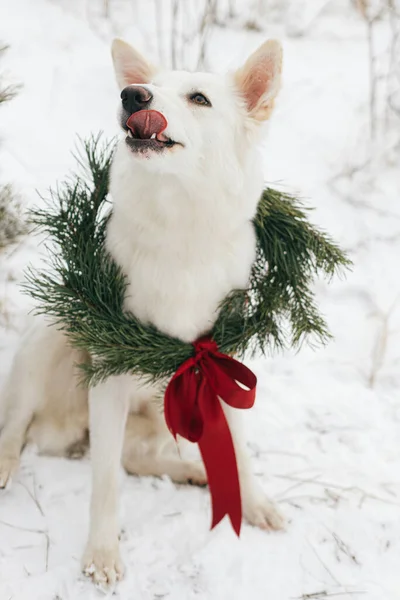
24, 135, 351, 386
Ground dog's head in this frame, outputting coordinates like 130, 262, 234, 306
111, 38, 282, 182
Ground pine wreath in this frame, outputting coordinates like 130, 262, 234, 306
25, 135, 351, 387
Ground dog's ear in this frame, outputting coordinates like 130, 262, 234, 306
234, 39, 282, 122
111, 39, 156, 89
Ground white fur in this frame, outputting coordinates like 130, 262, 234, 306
0, 39, 284, 590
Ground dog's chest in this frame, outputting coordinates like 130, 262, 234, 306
107, 212, 256, 343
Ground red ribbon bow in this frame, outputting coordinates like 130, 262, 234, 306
164, 337, 257, 536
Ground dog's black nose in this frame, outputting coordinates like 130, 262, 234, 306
121, 86, 153, 114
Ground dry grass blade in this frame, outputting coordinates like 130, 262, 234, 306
294, 592, 366, 599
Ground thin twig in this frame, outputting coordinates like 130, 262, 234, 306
0, 519, 46, 535
276, 475, 400, 506
278, 494, 334, 506
368, 295, 399, 388
197, 0, 216, 69
155, 0, 164, 64
103, 0, 110, 18
45, 532, 50, 571
331, 532, 360, 565
294, 592, 366, 599
171, 0, 180, 69
0, 519, 50, 571
307, 541, 340, 586
275, 475, 322, 500
18, 479, 45, 517
367, 16, 376, 140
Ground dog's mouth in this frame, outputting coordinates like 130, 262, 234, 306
125, 110, 180, 153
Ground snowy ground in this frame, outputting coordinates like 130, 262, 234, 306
1, 1, 400, 599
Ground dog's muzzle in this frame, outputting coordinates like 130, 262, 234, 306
124, 109, 177, 152
119, 87, 181, 153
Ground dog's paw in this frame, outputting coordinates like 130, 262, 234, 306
82, 543, 124, 590
179, 460, 208, 487
66, 437, 89, 460
243, 492, 285, 531
0, 456, 19, 489
185, 461, 208, 486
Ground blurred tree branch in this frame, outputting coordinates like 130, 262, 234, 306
354, 0, 400, 141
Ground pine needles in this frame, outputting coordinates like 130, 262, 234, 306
24, 135, 351, 386
0, 44, 25, 250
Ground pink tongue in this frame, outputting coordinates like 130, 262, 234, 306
126, 110, 168, 139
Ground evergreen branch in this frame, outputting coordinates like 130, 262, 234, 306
23, 135, 351, 386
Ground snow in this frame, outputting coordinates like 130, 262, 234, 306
1, 1, 400, 598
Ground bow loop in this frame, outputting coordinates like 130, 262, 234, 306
164, 336, 257, 536
201, 352, 257, 409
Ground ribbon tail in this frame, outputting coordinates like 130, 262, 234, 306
198, 389, 242, 537
165, 367, 203, 442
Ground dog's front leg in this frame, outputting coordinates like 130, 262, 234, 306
223, 405, 285, 531
82, 375, 130, 588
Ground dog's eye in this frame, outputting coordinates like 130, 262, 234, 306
188, 92, 212, 107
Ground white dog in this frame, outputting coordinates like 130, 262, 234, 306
0, 38, 284, 587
